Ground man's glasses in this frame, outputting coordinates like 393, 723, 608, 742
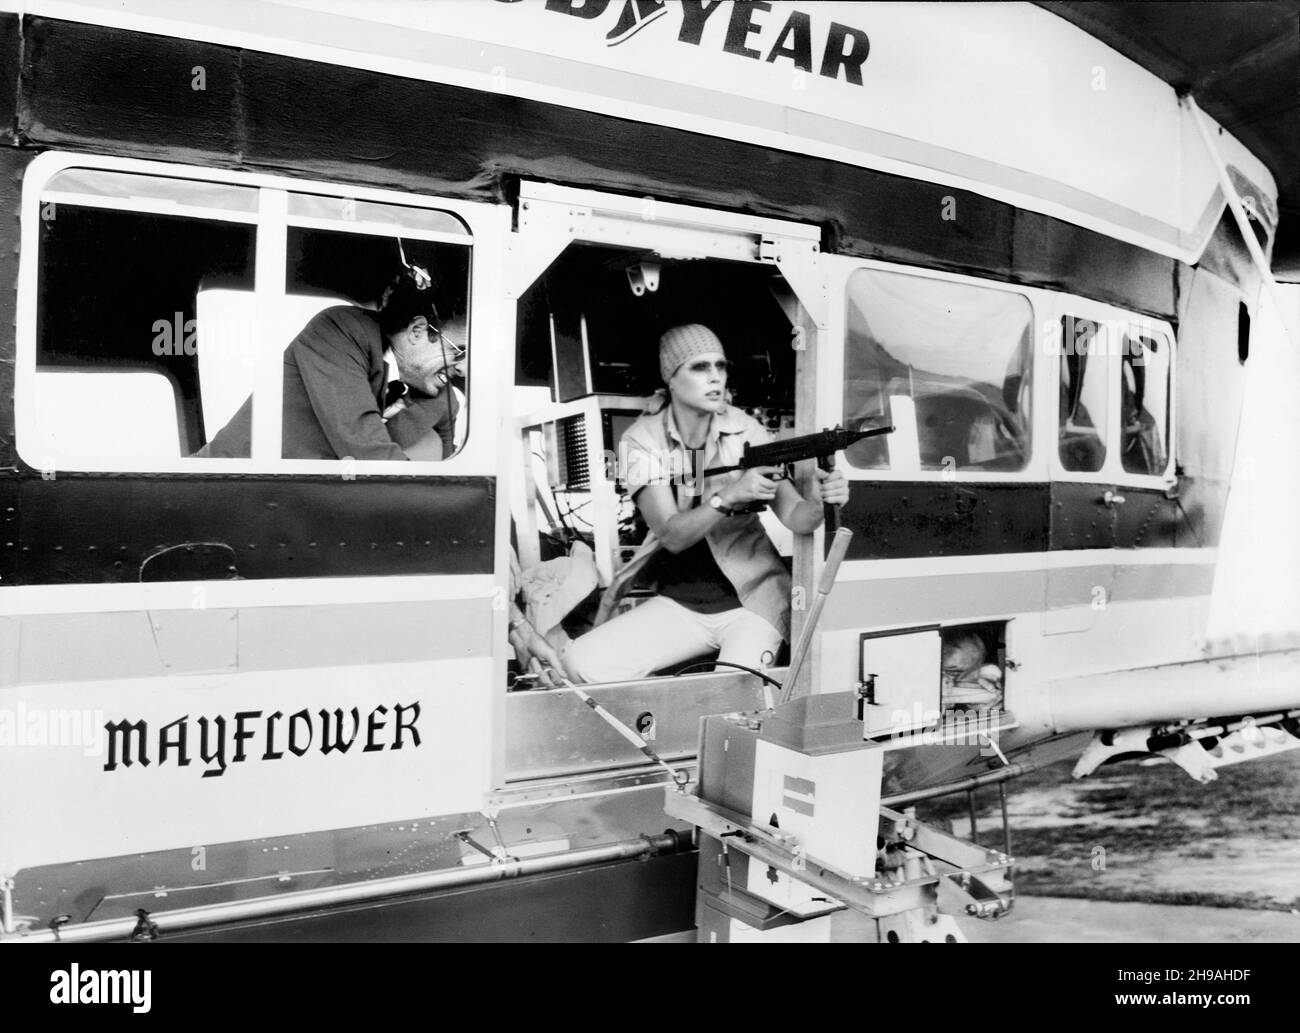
685, 359, 731, 375
413, 319, 466, 358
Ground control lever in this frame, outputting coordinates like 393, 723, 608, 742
778, 526, 853, 707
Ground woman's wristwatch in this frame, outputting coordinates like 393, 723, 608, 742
709, 493, 736, 517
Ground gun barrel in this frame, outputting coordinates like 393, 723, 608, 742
844, 423, 895, 444
701, 423, 892, 478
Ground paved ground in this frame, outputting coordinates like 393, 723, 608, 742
822, 896, 1300, 942
961, 896, 1300, 943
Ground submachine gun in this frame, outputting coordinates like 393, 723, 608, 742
703, 423, 894, 528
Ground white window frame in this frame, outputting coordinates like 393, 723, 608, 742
1048, 299, 1177, 489
17, 151, 506, 477
833, 258, 1045, 484
832, 260, 1178, 489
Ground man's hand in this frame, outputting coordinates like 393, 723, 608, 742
510, 619, 573, 690
811, 466, 849, 507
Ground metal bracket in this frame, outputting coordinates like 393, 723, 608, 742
670, 789, 1014, 920
455, 830, 504, 865
625, 263, 646, 296
0, 878, 38, 936
774, 243, 828, 332
625, 259, 660, 296
0, 877, 12, 934
506, 198, 578, 300
1073, 726, 1163, 779
876, 909, 967, 943
1160, 741, 1219, 783
1074, 725, 1219, 781
130, 908, 160, 942
942, 869, 1011, 920
1074, 716, 1300, 783
880, 806, 1015, 920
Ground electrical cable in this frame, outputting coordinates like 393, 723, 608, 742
673, 659, 783, 691
552, 490, 576, 538
559, 496, 593, 530
437, 328, 454, 454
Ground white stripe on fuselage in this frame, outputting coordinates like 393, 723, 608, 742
836, 547, 1216, 580
0, 573, 498, 616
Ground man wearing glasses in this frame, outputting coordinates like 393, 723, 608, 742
196, 264, 465, 461
381, 306, 467, 461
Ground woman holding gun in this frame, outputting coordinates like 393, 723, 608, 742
563, 324, 850, 684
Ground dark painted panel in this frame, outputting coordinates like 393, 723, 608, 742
1113, 486, 1183, 550
0, 145, 30, 470
19, 17, 243, 157
3, 475, 495, 584
14, 16, 1182, 319
164, 853, 698, 943
1049, 481, 1115, 551
0, 13, 19, 145
838, 483, 1052, 560
828, 176, 1015, 283
1054, 481, 1200, 552
838, 481, 1195, 559
1012, 215, 1178, 320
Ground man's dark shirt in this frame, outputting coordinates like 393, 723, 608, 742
198, 306, 406, 460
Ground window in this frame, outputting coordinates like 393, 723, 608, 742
843, 269, 1032, 473
27, 163, 473, 470
35, 182, 258, 460
1058, 315, 1174, 480
1058, 316, 1108, 473
1120, 330, 1170, 477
